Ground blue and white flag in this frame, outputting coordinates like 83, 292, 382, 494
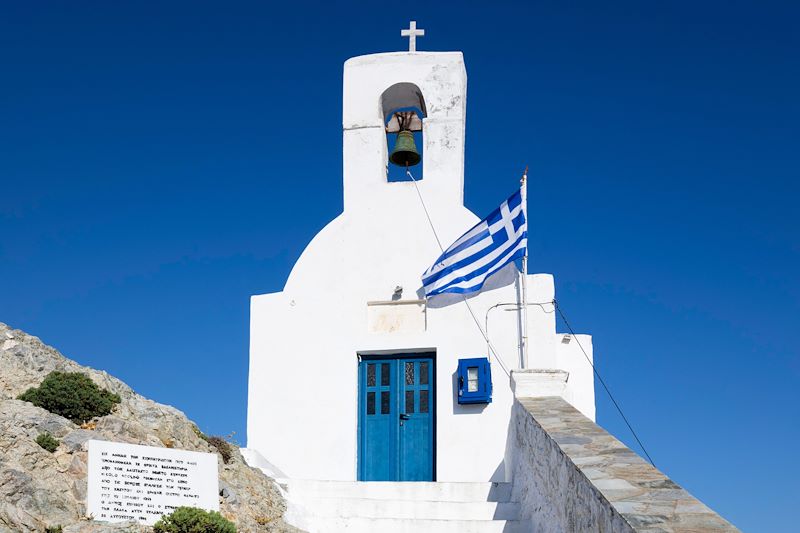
422, 188, 527, 297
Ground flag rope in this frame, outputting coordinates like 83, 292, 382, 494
404, 169, 655, 467
406, 168, 512, 377
554, 299, 657, 468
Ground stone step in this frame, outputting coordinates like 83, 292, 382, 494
297, 497, 521, 521
280, 479, 513, 502
295, 517, 531, 533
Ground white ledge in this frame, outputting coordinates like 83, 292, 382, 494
366, 299, 426, 306
511, 369, 569, 400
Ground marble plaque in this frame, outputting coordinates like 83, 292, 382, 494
87, 440, 219, 525
367, 300, 426, 334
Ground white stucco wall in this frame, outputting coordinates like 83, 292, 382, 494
247, 51, 594, 482
557, 334, 595, 421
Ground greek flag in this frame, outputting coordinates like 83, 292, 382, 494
422, 188, 527, 297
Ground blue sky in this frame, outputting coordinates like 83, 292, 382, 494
2, 1, 798, 529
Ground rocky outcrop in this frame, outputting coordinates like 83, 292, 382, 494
0, 322, 297, 533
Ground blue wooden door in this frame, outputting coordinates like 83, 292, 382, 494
358, 355, 434, 481
398, 358, 433, 480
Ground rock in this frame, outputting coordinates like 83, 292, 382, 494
61, 429, 103, 453
2, 339, 18, 350
0, 322, 299, 532
0, 467, 75, 531
219, 480, 239, 504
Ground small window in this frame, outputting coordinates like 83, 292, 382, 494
419, 362, 429, 385
367, 364, 376, 387
367, 392, 375, 415
381, 364, 390, 387
420, 390, 429, 413
467, 367, 479, 393
405, 390, 414, 414
405, 362, 414, 385
381, 391, 391, 414
457, 357, 492, 404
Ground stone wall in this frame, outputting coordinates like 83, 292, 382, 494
509, 396, 739, 532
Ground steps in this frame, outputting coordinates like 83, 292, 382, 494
276, 479, 529, 533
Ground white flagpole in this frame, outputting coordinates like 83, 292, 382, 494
520, 167, 529, 369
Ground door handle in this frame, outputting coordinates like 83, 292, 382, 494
399, 413, 410, 420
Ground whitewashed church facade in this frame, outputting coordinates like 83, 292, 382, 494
245, 43, 595, 484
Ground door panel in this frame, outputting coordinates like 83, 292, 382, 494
358, 355, 434, 481
399, 359, 433, 480
360, 361, 395, 481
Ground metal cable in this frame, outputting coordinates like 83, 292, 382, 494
404, 167, 655, 466
406, 168, 512, 377
554, 299, 657, 468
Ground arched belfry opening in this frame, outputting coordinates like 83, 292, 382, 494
381, 82, 426, 182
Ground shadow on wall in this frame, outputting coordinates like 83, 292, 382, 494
416, 262, 519, 309
490, 460, 506, 486
450, 369, 489, 415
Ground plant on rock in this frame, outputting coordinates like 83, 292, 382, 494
18, 371, 121, 424
205, 436, 233, 464
153, 506, 236, 533
193, 425, 235, 464
36, 432, 60, 453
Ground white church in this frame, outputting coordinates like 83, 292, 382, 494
242, 23, 599, 532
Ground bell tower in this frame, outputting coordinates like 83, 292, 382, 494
342, 50, 468, 214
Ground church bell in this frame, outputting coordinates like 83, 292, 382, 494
389, 130, 421, 167
387, 110, 422, 167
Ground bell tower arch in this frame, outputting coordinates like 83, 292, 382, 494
342, 52, 467, 214
382, 82, 426, 177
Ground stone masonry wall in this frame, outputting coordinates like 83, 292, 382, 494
509, 397, 739, 532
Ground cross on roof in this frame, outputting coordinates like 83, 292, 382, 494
401, 21, 425, 52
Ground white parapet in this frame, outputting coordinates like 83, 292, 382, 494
510, 369, 569, 400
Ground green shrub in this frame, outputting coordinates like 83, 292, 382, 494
18, 371, 121, 424
153, 506, 235, 533
44, 527, 63, 533
36, 432, 60, 453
